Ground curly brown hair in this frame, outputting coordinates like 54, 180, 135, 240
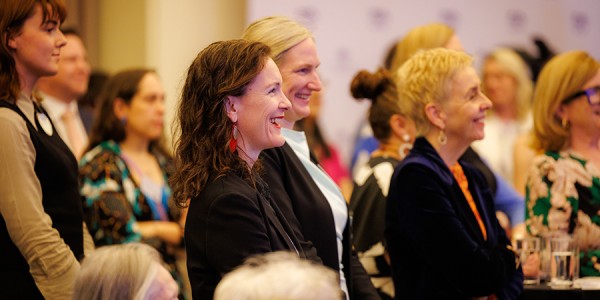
171, 39, 271, 208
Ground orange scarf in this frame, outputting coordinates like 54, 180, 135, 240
449, 163, 487, 240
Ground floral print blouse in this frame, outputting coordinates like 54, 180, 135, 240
79, 140, 184, 291
526, 150, 600, 276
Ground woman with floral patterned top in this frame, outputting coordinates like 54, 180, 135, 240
526, 50, 600, 277
79, 69, 185, 296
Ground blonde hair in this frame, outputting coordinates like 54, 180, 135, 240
532, 51, 600, 152
390, 23, 455, 72
396, 48, 473, 135
214, 251, 341, 300
242, 16, 313, 65
73, 243, 163, 300
483, 48, 533, 121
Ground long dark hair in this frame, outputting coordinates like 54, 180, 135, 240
0, 0, 67, 102
87, 69, 168, 155
171, 39, 271, 208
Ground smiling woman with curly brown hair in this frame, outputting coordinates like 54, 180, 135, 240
171, 39, 299, 299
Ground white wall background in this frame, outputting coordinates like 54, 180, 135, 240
95, 0, 246, 149
247, 0, 600, 166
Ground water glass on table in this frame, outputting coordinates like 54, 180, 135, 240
515, 237, 541, 285
549, 236, 578, 289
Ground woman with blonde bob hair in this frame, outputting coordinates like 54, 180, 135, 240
475, 48, 534, 195
73, 243, 179, 300
390, 22, 463, 73
525, 51, 600, 277
386, 48, 523, 299
531, 51, 599, 152
483, 48, 533, 123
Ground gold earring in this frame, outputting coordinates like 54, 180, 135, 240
438, 130, 447, 145
561, 117, 569, 129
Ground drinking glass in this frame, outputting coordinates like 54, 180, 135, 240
549, 236, 577, 289
515, 237, 541, 285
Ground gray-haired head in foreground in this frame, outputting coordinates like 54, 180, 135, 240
214, 251, 342, 300
72, 243, 178, 300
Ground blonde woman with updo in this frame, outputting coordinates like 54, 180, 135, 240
244, 16, 379, 299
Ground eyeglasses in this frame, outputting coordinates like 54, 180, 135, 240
562, 86, 600, 105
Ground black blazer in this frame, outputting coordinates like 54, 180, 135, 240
185, 172, 303, 299
261, 143, 379, 300
385, 138, 523, 299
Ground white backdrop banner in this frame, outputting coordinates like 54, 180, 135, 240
248, 0, 600, 165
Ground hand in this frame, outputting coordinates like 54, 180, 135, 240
137, 221, 183, 245
522, 252, 540, 277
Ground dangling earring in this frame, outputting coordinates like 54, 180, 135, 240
438, 130, 447, 145
229, 124, 238, 152
561, 117, 569, 129
398, 133, 413, 160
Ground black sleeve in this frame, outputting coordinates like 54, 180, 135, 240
344, 222, 381, 300
185, 191, 274, 298
260, 147, 322, 265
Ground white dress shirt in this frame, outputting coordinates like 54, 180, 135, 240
40, 93, 89, 157
282, 128, 350, 299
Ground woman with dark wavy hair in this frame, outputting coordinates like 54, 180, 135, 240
171, 39, 298, 299
79, 69, 185, 297
0, 1, 93, 298
348, 68, 416, 299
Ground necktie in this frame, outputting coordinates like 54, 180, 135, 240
61, 108, 84, 159
450, 163, 488, 240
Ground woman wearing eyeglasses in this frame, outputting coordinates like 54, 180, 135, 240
525, 51, 600, 277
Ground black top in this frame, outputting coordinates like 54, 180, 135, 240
385, 138, 522, 299
185, 172, 303, 299
0, 100, 84, 299
261, 143, 380, 299
350, 156, 399, 253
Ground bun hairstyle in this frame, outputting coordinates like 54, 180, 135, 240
350, 68, 393, 103
350, 68, 401, 141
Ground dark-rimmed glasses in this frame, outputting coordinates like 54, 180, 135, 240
562, 86, 600, 105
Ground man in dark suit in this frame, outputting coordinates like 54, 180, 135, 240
37, 29, 91, 159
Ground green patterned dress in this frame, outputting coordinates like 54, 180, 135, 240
526, 150, 600, 276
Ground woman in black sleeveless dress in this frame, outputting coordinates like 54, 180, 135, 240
0, 1, 92, 299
